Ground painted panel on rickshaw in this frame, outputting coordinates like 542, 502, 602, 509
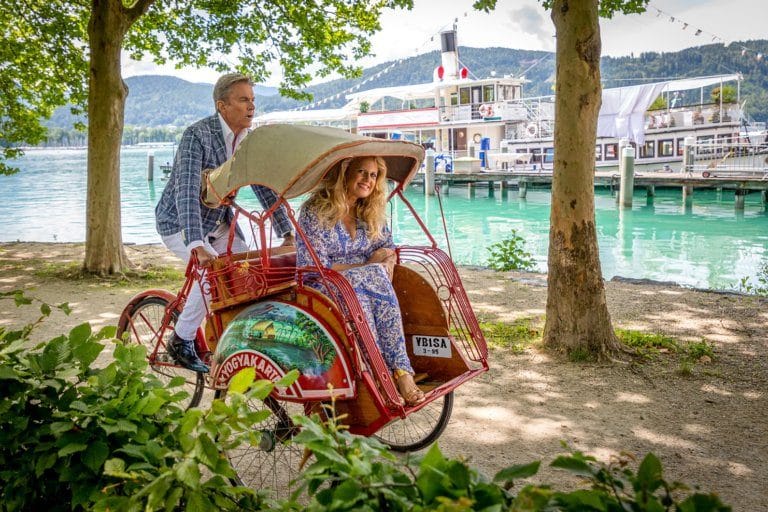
212, 300, 354, 399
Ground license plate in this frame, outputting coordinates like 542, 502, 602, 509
412, 335, 452, 358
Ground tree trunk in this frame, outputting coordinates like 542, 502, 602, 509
543, 0, 620, 358
83, 0, 130, 274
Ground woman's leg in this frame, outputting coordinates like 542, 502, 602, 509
344, 265, 414, 374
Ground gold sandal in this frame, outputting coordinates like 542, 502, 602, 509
394, 370, 426, 406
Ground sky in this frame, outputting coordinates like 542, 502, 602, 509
122, 0, 767, 86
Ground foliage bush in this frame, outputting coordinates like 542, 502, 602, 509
487, 229, 537, 272
1, 291, 732, 511
0, 290, 296, 511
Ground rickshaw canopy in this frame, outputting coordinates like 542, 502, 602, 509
203, 124, 425, 207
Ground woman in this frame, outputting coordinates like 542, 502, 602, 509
296, 156, 425, 406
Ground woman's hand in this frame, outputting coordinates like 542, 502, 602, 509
368, 248, 396, 281
368, 247, 395, 263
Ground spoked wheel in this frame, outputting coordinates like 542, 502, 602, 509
215, 390, 310, 500
117, 295, 204, 409
374, 392, 454, 452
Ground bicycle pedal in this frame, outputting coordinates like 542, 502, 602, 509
413, 373, 429, 384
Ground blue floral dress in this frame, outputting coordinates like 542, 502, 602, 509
297, 204, 414, 374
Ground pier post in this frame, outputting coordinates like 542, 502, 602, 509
619, 146, 635, 207
735, 189, 747, 211
761, 190, 767, 204
467, 182, 475, 198
646, 185, 655, 198
683, 136, 695, 175
682, 185, 694, 206
518, 179, 528, 199
425, 149, 436, 197
146, 151, 155, 181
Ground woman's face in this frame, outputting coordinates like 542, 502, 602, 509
345, 157, 379, 203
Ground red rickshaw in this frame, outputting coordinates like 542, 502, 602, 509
117, 124, 488, 494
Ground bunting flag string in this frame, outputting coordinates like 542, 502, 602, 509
649, 3, 764, 64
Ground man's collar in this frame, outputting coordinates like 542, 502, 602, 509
217, 113, 234, 142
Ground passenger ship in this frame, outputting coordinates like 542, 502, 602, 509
255, 29, 768, 176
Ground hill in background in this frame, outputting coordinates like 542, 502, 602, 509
45, 39, 768, 131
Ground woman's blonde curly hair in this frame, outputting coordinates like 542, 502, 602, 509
305, 156, 388, 240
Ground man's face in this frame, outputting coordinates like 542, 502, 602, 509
218, 81, 255, 134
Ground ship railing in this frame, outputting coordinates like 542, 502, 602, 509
688, 140, 768, 178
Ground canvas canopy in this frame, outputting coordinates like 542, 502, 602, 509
202, 124, 424, 207
597, 74, 740, 144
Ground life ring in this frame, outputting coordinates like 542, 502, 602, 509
472, 133, 482, 144
479, 103, 494, 118
525, 123, 538, 137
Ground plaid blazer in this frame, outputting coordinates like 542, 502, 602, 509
155, 115, 291, 244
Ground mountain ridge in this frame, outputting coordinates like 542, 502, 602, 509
46, 40, 768, 129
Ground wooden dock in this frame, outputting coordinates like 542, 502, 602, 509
410, 170, 768, 204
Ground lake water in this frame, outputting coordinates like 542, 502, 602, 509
2, 146, 767, 291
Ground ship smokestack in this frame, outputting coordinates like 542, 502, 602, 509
440, 29, 459, 79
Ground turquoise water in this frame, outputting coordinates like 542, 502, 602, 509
3, 146, 768, 291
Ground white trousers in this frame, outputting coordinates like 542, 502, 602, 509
162, 227, 248, 340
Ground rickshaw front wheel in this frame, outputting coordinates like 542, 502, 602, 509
375, 391, 454, 452
215, 390, 308, 500
117, 295, 204, 409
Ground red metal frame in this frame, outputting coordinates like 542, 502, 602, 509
126, 186, 488, 434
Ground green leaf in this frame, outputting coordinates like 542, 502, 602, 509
83, 441, 109, 473
40, 303, 51, 316
139, 392, 166, 415
69, 323, 92, 344
104, 458, 132, 478
176, 459, 201, 489
195, 433, 220, 468
636, 452, 664, 493
229, 367, 256, 394
72, 341, 104, 368
58, 442, 88, 457
50, 421, 75, 435
276, 368, 300, 387
493, 461, 541, 483
550, 455, 596, 477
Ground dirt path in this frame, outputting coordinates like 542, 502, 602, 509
1, 242, 765, 510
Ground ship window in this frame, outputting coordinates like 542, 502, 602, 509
483, 85, 495, 102
658, 139, 674, 157
499, 85, 515, 100
696, 135, 715, 155
604, 143, 618, 160
676, 137, 685, 156
595, 144, 602, 161
543, 147, 554, 163
459, 87, 470, 105
639, 141, 655, 158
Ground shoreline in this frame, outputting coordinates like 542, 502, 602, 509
3, 241, 749, 297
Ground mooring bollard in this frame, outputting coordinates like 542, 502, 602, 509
146, 151, 155, 181
619, 145, 635, 207
425, 149, 435, 197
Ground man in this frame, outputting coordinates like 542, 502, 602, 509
155, 72, 293, 373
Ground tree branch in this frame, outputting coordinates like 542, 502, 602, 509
123, 0, 155, 25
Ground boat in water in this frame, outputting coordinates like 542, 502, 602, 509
255, 29, 768, 177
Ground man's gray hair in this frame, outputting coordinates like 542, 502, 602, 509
213, 73, 253, 109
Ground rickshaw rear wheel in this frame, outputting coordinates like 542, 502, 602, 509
374, 391, 454, 452
117, 295, 204, 409
215, 390, 309, 500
